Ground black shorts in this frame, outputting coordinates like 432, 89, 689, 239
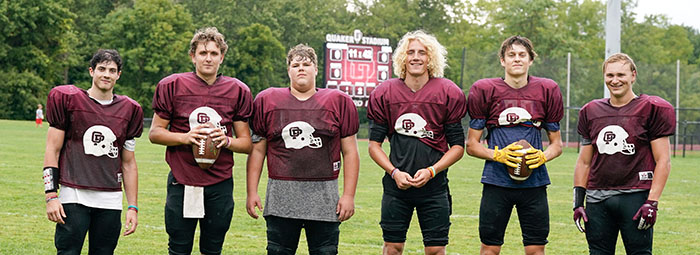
479, 184, 549, 246
380, 191, 451, 246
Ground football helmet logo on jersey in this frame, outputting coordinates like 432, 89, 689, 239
282, 121, 322, 149
394, 113, 434, 139
596, 125, 635, 155
83, 125, 118, 158
189, 106, 226, 134
498, 107, 541, 127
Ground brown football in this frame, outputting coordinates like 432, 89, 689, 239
192, 127, 221, 169
507, 139, 533, 182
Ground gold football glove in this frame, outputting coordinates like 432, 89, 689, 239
493, 142, 524, 168
524, 148, 547, 169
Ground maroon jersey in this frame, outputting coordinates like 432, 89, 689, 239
578, 95, 675, 190
152, 72, 252, 186
467, 76, 563, 129
46, 85, 143, 191
367, 78, 467, 153
251, 88, 358, 181
468, 76, 562, 188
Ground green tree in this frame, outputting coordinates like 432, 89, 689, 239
0, 0, 75, 119
350, 0, 472, 87
180, 0, 353, 90
437, 0, 500, 88
64, 0, 130, 87
272, 0, 355, 87
230, 23, 286, 96
488, 0, 560, 55
683, 26, 700, 65
0, 70, 47, 119
178, 0, 285, 90
550, 0, 605, 59
99, 0, 194, 116
663, 25, 694, 64
351, 0, 459, 47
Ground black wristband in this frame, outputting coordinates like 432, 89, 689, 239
43, 167, 60, 193
573, 186, 586, 209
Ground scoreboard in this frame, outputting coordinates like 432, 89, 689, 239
324, 30, 392, 107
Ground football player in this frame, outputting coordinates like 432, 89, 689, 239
465, 35, 563, 255
367, 30, 467, 255
149, 27, 253, 254
573, 53, 674, 254
43, 49, 143, 253
245, 44, 360, 254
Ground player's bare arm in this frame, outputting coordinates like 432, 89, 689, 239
368, 140, 413, 190
223, 120, 252, 153
411, 145, 464, 188
573, 145, 593, 188
466, 128, 495, 160
524, 130, 563, 169
148, 113, 208, 146
44, 127, 66, 224
633, 137, 668, 230
572, 144, 593, 232
466, 127, 526, 166
245, 139, 267, 219
338, 135, 359, 221
121, 149, 138, 236
648, 136, 671, 201
542, 130, 563, 162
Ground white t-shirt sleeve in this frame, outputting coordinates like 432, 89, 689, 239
123, 139, 136, 151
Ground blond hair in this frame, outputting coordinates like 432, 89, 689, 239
393, 30, 447, 79
603, 53, 637, 74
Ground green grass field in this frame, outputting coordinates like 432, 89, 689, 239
1, 119, 699, 254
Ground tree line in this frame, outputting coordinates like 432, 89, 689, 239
1, 0, 699, 122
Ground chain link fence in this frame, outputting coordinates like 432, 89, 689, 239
454, 51, 700, 156
357, 51, 700, 156
143, 52, 700, 157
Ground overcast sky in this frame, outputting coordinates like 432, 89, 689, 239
632, 0, 700, 30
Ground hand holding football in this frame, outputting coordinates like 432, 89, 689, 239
507, 139, 534, 181
191, 123, 221, 169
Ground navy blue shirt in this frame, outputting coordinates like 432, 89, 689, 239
467, 76, 563, 188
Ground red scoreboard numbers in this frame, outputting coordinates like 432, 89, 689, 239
324, 30, 392, 107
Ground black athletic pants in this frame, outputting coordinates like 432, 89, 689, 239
54, 203, 121, 255
585, 191, 653, 255
164, 172, 234, 255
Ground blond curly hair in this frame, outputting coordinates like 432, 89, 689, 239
393, 30, 447, 79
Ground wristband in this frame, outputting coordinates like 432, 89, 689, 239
128, 205, 139, 213
223, 136, 230, 148
427, 166, 436, 178
46, 194, 58, 203
43, 167, 60, 193
573, 186, 586, 209
390, 168, 399, 179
